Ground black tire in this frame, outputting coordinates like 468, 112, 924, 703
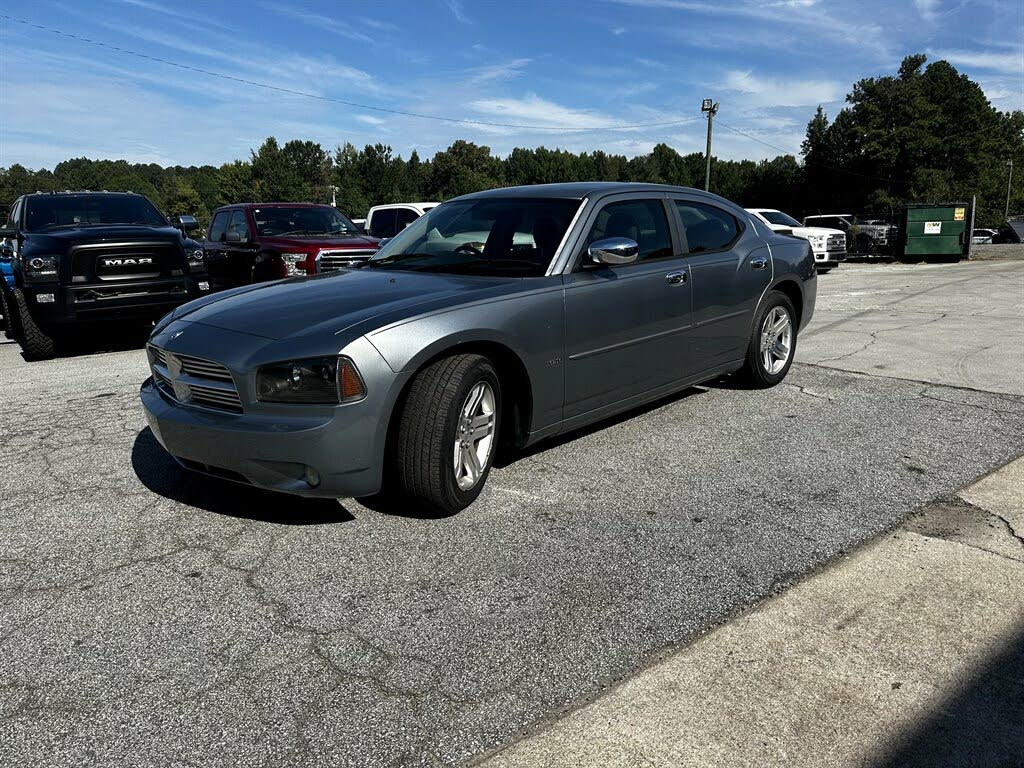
737, 290, 798, 389
0, 289, 9, 335
392, 353, 501, 516
11, 288, 56, 360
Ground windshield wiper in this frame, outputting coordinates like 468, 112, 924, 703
364, 252, 436, 268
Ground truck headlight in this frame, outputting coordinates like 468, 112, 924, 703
188, 248, 205, 268
280, 253, 308, 276
25, 255, 58, 280
807, 236, 826, 250
256, 356, 365, 404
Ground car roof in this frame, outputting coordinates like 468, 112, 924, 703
23, 191, 145, 198
452, 182, 711, 201
746, 208, 779, 214
215, 202, 336, 210
805, 213, 852, 217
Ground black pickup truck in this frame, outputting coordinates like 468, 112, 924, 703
0, 191, 210, 359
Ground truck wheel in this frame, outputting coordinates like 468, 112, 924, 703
12, 289, 56, 360
393, 354, 501, 516
737, 291, 798, 389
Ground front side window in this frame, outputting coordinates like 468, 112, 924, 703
208, 212, 228, 243
369, 209, 398, 239
395, 208, 420, 231
227, 210, 250, 240
674, 201, 740, 253
251, 206, 358, 237
5, 199, 22, 231
585, 199, 673, 262
368, 198, 581, 277
23, 194, 167, 232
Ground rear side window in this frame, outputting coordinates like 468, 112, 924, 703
586, 199, 673, 261
208, 212, 228, 242
674, 201, 739, 253
369, 209, 398, 238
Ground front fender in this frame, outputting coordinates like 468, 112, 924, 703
366, 287, 565, 432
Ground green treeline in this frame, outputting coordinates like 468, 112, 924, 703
2, 55, 1021, 227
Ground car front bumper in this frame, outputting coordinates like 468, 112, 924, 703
813, 249, 845, 269
24, 277, 210, 324
138, 325, 404, 500
141, 376, 384, 498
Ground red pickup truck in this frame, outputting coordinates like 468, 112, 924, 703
203, 203, 380, 290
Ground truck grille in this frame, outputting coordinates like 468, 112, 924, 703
826, 234, 846, 252
148, 345, 242, 413
316, 249, 376, 273
71, 241, 179, 282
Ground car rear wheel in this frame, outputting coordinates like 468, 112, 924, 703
737, 291, 797, 388
393, 353, 501, 516
11, 288, 56, 360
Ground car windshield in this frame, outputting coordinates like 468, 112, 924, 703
760, 210, 802, 228
24, 195, 167, 232
366, 198, 581, 277
252, 206, 359, 237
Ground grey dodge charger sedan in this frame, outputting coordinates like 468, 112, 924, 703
141, 183, 816, 514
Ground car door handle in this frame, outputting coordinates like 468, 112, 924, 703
666, 271, 687, 285
751, 256, 769, 270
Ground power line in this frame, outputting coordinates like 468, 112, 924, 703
0, 14, 703, 133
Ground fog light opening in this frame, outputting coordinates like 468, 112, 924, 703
304, 466, 321, 488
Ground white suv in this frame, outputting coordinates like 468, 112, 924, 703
747, 208, 846, 273
364, 202, 440, 239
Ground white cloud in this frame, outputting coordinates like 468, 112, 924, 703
913, 0, 942, 21
469, 95, 619, 130
721, 70, 843, 108
256, 2, 374, 44
929, 48, 1024, 75
355, 115, 387, 126
442, 0, 470, 23
612, 26, 627, 35
465, 58, 533, 84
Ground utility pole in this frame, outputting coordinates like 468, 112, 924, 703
329, 184, 338, 208
701, 99, 719, 192
1005, 160, 1014, 221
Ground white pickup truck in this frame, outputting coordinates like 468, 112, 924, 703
746, 208, 847, 273
364, 202, 440, 239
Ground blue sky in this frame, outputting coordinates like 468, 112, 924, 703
0, 0, 1021, 169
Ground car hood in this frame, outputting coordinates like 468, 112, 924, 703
767, 224, 845, 238
257, 233, 380, 251
174, 269, 521, 340
23, 225, 186, 253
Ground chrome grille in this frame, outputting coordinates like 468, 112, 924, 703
316, 249, 377, 273
826, 234, 846, 252
148, 345, 242, 413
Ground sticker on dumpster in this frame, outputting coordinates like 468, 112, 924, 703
954, 207, 966, 221
924, 221, 942, 234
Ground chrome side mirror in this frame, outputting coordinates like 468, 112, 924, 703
588, 237, 639, 266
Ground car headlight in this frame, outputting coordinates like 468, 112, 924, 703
280, 253, 308, 276
188, 248, 205, 268
24, 255, 58, 280
256, 356, 366, 404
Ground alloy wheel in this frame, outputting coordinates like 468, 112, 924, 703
453, 381, 496, 490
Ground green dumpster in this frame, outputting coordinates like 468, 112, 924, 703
898, 203, 970, 262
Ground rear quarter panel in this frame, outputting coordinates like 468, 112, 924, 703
766, 234, 817, 331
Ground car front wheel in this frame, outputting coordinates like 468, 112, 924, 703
393, 353, 501, 516
738, 290, 797, 388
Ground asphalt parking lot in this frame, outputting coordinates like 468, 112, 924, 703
2, 259, 1023, 767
